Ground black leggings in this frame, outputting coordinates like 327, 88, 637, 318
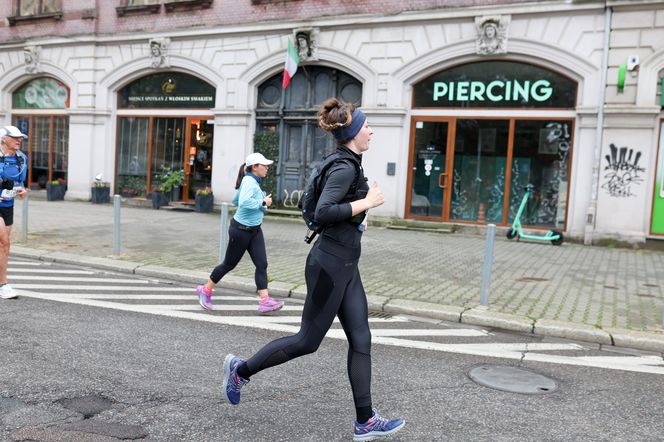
242, 242, 372, 408
210, 219, 268, 290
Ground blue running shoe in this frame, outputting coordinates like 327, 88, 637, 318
353, 409, 405, 441
223, 354, 249, 405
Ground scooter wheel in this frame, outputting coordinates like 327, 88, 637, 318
506, 228, 517, 240
550, 230, 564, 246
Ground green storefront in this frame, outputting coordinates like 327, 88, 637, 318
407, 60, 577, 230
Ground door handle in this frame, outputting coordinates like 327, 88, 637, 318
438, 173, 446, 188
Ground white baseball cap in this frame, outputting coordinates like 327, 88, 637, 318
245, 152, 274, 166
0, 125, 27, 139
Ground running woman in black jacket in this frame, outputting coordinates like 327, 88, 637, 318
222, 98, 405, 441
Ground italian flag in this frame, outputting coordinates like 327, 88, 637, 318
282, 39, 300, 89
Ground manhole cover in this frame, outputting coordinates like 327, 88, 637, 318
467, 365, 558, 395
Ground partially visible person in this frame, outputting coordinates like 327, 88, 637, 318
196, 152, 284, 314
0, 126, 28, 300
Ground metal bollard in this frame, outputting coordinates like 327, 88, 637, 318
21, 193, 28, 243
113, 194, 121, 255
479, 224, 496, 305
219, 202, 229, 263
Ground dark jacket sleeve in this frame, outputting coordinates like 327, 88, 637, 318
315, 162, 355, 225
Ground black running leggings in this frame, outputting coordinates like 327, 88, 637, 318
210, 219, 268, 290
241, 242, 372, 409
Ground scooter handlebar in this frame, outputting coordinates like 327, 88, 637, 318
524, 184, 534, 192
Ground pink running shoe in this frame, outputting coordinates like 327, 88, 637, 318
197, 285, 213, 310
258, 296, 284, 314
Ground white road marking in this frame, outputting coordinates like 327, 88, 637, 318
8, 261, 43, 266
9, 269, 96, 274
18, 289, 664, 375
9, 276, 150, 283
11, 285, 191, 291
13, 294, 270, 301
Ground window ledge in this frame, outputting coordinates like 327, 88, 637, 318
7, 11, 63, 26
116, 4, 161, 17
164, 0, 213, 12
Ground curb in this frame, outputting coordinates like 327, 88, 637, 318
10, 246, 664, 354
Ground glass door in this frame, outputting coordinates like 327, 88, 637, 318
407, 119, 452, 220
184, 118, 214, 200
450, 119, 510, 224
150, 117, 185, 200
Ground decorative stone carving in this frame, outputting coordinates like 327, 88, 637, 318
475, 15, 509, 55
24, 46, 42, 74
149, 38, 170, 68
293, 28, 319, 61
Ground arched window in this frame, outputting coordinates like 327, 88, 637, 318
255, 67, 362, 207
12, 77, 70, 189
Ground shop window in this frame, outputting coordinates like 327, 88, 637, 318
450, 120, 510, 223
507, 120, 573, 228
413, 61, 577, 109
117, 118, 150, 197
8, 0, 62, 25
12, 77, 69, 189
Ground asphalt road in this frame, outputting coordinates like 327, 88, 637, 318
1, 259, 663, 441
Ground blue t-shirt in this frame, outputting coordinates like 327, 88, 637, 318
0, 155, 25, 208
232, 174, 267, 227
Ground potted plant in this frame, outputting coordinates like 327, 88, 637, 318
161, 168, 185, 202
46, 178, 66, 201
91, 175, 110, 204
194, 187, 214, 213
150, 166, 170, 209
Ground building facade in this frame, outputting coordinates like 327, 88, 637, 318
0, 0, 663, 244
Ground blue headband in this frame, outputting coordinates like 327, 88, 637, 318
332, 108, 366, 141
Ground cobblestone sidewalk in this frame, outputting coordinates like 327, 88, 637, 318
10, 198, 664, 332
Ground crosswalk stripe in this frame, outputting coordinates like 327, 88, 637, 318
8, 261, 42, 266
12, 285, 191, 291
13, 294, 266, 301
95, 303, 304, 311
328, 329, 489, 337
9, 269, 96, 274
9, 276, 150, 283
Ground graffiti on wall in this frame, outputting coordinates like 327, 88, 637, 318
282, 188, 303, 208
601, 143, 645, 198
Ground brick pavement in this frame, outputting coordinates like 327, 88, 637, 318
9, 198, 664, 332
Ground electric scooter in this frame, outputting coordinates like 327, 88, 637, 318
506, 184, 564, 246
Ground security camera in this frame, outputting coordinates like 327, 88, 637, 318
627, 55, 639, 71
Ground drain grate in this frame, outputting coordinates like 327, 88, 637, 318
368, 311, 393, 319
643, 283, 660, 288
467, 365, 558, 395
515, 277, 549, 283
603, 285, 618, 290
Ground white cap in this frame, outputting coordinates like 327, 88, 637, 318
0, 125, 27, 139
245, 152, 274, 166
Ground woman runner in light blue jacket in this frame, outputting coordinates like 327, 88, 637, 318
196, 152, 284, 313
